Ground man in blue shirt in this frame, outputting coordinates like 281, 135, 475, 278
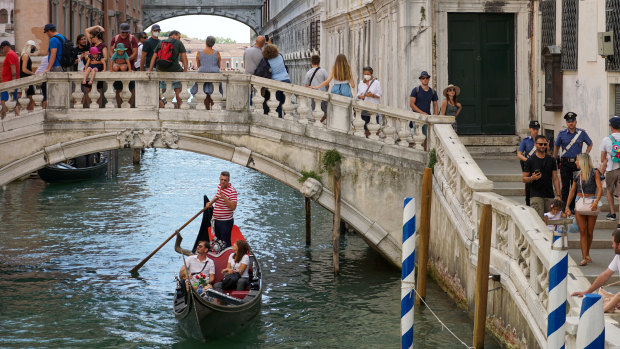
553, 112, 593, 212
517, 120, 541, 206
409, 70, 438, 145
42, 23, 65, 73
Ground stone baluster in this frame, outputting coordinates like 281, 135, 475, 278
18, 87, 31, 114
88, 85, 101, 109
397, 119, 411, 147
104, 82, 116, 108
193, 81, 207, 110
266, 88, 279, 117
178, 81, 191, 110
282, 92, 296, 120
32, 85, 44, 111
120, 81, 132, 108
352, 109, 366, 137
367, 113, 381, 140
251, 85, 265, 114
163, 81, 175, 109
383, 116, 396, 145
211, 82, 224, 110
4, 94, 17, 118
71, 82, 85, 109
296, 95, 310, 124
312, 99, 324, 127
412, 121, 426, 150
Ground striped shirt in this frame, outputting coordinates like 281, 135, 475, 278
213, 183, 237, 220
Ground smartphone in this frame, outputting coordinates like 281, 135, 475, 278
264, 34, 269, 42
534, 169, 541, 175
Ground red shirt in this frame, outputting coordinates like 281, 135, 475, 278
110, 34, 139, 67
2, 50, 19, 82
213, 183, 237, 220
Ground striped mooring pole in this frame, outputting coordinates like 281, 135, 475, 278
576, 293, 605, 349
547, 231, 568, 349
401, 197, 416, 349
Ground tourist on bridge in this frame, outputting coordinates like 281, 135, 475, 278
310, 53, 355, 98
440, 84, 462, 131
599, 116, 620, 224
254, 44, 291, 117
19, 40, 38, 111
134, 32, 147, 71
409, 70, 438, 144
204, 171, 238, 247
564, 153, 602, 266
140, 24, 160, 71
148, 30, 188, 109
84, 25, 109, 106
572, 229, 620, 313
179, 240, 215, 292
82, 46, 105, 88
553, 112, 592, 213
74, 34, 91, 72
243, 35, 265, 75
356, 66, 382, 137
517, 120, 541, 206
303, 54, 328, 122
110, 23, 138, 107
191, 35, 222, 110
522, 135, 562, 219
42, 24, 66, 73
1, 41, 19, 118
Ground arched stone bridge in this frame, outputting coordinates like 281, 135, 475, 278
0, 72, 453, 266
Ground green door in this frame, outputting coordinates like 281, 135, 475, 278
448, 13, 515, 135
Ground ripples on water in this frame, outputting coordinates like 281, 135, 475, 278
0, 149, 500, 348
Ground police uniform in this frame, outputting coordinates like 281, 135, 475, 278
518, 120, 540, 206
554, 113, 592, 211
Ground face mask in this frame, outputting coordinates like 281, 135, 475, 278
152, 31, 159, 38
364, 74, 371, 81
31, 47, 36, 53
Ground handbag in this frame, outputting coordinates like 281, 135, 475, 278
221, 272, 240, 290
574, 174, 599, 216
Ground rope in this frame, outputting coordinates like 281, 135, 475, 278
408, 286, 475, 349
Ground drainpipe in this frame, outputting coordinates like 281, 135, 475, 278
530, 0, 537, 122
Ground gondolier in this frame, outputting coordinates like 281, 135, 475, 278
553, 112, 593, 212
517, 120, 541, 206
205, 171, 237, 247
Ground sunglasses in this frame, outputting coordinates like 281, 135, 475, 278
420, 77, 430, 80
536, 143, 548, 146
447, 88, 455, 91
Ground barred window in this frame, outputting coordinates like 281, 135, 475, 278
606, 0, 620, 71
310, 20, 320, 51
561, 0, 578, 70
0, 9, 7, 24
541, 0, 556, 49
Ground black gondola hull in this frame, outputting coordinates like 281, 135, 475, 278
37, 158, 108, 183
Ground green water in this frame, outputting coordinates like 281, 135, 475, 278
0, 149, 500, 348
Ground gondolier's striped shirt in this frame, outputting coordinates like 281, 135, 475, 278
213, 183, 237, 220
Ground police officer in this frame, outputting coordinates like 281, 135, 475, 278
517, 120, 541, 206
553, 112, 593, 212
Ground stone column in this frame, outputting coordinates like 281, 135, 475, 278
327, 95, 351, 133
46, 74, 71, 109
134, 73, 159, 108
225, 74, 251, 111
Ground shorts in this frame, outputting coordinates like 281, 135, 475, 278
1, 90, 18, 101
605, 168, 620, 196
88, 64, 104, 71
113, 80, 135, 91
331, 83, 352, 98
160, 81, 181, 90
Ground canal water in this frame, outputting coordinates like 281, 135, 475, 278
0, 149, 501, 348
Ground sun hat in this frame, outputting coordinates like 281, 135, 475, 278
89, 46, 100, 55
442, 84, 461, 97
114, 43, 127, 52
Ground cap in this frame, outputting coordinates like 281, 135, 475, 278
610, 116, 620, 129
120, 23, 130, 33
563, 112, 577, 121
151, 24, 161, 31
528, 120, 540, 129
43, 23, 56, 33
0, 41, 11, 48
419, 71, 431, 79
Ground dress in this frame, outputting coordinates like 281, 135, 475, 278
19, 53, 35, 96
195, 49, 221, 95
544, 211, 562, 231
445, 103, 458, 130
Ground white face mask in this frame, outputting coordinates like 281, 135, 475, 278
364, 74, 372, 81
152, 31, 159, 38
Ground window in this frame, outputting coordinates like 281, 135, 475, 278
616, 85, 620, 115
561, 0, 578, 70
235, 62, 238, 68
0, 9, 7, 24
541, 0, 556, 49
226, 62, 230, 68
310, 20, 320, 51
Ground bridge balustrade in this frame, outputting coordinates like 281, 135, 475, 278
0, 72, 452, 150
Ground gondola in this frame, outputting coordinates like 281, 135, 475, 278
173, 197, 263, 342
37, 153, 108, 183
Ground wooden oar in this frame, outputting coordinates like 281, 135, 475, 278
130, 206, 208, 274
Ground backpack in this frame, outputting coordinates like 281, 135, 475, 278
253, 58, 272, 79
156, 39, 175, 69
54, 35, 77, 69
609, 135, 620, 163
411, 85, 435, 98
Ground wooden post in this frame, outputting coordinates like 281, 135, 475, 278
473, 204, 493, 349
415, 167, 433, 305
305, 197, 311, 246
132, 148, 141, 164
332, 163, 341, 275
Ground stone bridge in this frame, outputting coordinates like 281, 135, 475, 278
0, 72, 452, 267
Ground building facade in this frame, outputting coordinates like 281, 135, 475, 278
0, 0, 15, 46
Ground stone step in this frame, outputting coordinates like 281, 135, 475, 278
492, 181, 525, 196
567, 228, 618, 249
486, 173, 523, 182
459, 135, 521, 146
466, 146, 517, 159
476, 159, 523, 176
568, 248, 620, 285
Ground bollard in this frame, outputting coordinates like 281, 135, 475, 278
547, 231, 568, 349
401, 197, 416, 349
576, 294, 605, 349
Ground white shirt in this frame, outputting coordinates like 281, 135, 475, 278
544, 211, 562, 231
356, 79, 382, 105
609, 254, 620, 275
228, 253, 250, 278
599, 133, 620, 172
135, 43, 143, 69
185, 255, 215, 277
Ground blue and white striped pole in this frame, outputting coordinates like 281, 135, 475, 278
401, 197, 416, 349
547, 231, 568, 349
576, 293, 605, 349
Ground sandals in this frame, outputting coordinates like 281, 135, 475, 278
585, 256, 593, 263
579, 259, 588, 266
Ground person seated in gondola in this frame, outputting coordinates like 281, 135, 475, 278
214, 240, 250, 291
179, 240, 215, 292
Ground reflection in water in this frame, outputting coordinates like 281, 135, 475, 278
0, 149, 499, 348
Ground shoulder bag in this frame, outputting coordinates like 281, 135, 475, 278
574, 172, 599, 216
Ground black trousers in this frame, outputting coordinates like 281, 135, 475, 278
520, 160, 531, 206
560, 160, 578, 212
214, 218, 234, 247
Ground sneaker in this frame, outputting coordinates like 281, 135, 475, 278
606, 213, 617, 221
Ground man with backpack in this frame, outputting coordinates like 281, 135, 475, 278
42, 23, 69, 73
110, 23, 139, 107
600, 116, 620, 226
147, 30, 188, 109
409, 70, 438, 146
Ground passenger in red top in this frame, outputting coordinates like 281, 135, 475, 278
205, 171, 238, 247
1, 41, 20, 118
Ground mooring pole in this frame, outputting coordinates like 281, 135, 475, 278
401, 197, 416, 349
576, 293, 605, 348
416, 168, 432, 305
133, 148, 141, 164
305, 197, 311, 246
547, 230, 568, 349
332, 163, 341, 275
473, 204, 492, 349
